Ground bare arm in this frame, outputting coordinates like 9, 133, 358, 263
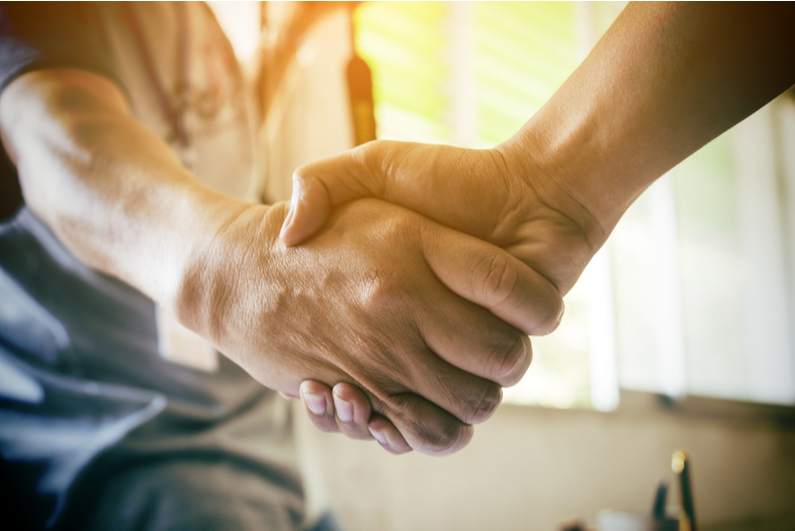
506, 1, 795, 243
1, 70, 562, 455
279, 2, 795, 438
0, 70, 238, 308
283, 2, 795, 265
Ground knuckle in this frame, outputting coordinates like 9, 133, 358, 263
473, 252, 518, 307
389, 210, 422, 242
428, 418, 468, 455
369, 209, 422, 252
461, 380, 502, 424
384, 392, 415, 419
361, 265, 406, 313
360, 229, 425, 313
485, 334, 530, 386
386, 394, 470, 455
416, 413, 469, 455
535, 292, 565, 335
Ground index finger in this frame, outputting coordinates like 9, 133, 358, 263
420, 221, 564, 336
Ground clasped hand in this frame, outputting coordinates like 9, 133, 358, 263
277, 140, 600, 454
181, 194, 562, 456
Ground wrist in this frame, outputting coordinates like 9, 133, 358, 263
494, 132, 608, 252
172, 199, 286, 349
497, 104, 646, 249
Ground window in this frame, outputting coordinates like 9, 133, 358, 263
355, 1, 795, 409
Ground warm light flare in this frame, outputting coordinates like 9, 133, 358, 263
207, 1, 261, 62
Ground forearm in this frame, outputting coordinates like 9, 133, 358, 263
0, 72, 547, 457
0, 70, 250, 310
502, 2, 795, 245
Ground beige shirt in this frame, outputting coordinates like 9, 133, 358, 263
99, 2, 256, 201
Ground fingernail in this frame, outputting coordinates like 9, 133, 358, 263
335, 396, 353, 422
557, 300, 566, 324
369, 426, 387, 445
303, 391, 326, 415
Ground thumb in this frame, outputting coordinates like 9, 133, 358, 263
280, 145, 384, 246
279, 173, 332, 246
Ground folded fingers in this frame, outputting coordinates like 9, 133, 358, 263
298, 380, 411, 454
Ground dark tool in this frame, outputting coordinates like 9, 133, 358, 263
346, 5, 376, 146
672, 451, 697, 531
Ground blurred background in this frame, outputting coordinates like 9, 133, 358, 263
213, 2, 795, 529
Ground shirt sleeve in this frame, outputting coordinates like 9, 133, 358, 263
0, 2, 126, 93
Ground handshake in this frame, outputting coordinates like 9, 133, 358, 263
178, 1, 794, 456
6, 1, 785, 460
181, 139, 604, 456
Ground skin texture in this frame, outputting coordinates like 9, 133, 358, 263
281, 2, 795, 450
0, 69, 563, 456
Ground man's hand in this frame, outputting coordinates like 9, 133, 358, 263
280, 140, 598, 296
279, 2, 795, 449
280, 1, 795, 295
277, 141, 592, 450
0, 70, 561, 456
181, 198, 561, 455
